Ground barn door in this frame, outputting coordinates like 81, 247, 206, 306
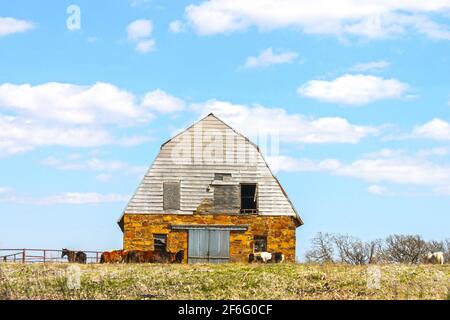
188, 229, 230, 264
208, 230, 230, 264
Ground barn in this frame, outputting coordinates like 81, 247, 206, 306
118, 113, 303, 263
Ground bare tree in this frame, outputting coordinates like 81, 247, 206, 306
333, 235, 381, 265
305, 232, 335, 263
382, 234, 428, 264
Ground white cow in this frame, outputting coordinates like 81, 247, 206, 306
423, 251, 445, 265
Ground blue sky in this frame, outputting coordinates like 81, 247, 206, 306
1, 0, 450, 258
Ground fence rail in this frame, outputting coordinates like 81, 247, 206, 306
0, 248, 103, 264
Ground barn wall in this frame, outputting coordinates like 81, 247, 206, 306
125, 115, 300, 221
123, 213, 297, 262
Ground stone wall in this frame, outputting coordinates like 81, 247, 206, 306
123, 213, 297, 262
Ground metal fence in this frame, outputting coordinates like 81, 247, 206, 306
0, 249, 103, 264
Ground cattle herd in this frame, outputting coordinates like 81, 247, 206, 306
100, 249, 185, 264
60, 248, 445, 265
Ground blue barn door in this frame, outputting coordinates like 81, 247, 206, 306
188, 229, 230, 264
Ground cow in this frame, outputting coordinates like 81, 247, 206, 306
249, 251, 284, 263
423, 251, 445, 265
100, 250, 128, 264
62, 248, 87, 264
125, 249, 184, 264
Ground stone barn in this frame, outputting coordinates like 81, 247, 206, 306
118, 114, 303, 263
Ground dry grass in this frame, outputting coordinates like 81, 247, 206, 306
0, 263, 449, 300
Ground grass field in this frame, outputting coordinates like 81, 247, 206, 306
0, 263, 449, 300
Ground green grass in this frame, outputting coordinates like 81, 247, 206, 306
0, 263, 449, 300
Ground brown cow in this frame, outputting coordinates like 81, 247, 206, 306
100, 250, 128, 263
125, 249, 184, 263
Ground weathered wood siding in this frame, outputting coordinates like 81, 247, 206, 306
124, 114, 299, 220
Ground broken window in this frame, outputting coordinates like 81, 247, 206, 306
240, 183, 258, 213
163, 181, 180, 210
254, 236, 267, 252
154, 234, 167, 252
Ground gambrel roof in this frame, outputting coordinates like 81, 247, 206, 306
119, 113, 303, 229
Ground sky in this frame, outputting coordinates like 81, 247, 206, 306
1, 0, 450, 259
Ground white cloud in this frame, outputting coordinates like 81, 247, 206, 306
0, 115, 112, 156
272, 149, 450, 194
183, 0, 450, 40
350, 60, 390, 72
96, 173, 113, 183
0, 189, 129, 205
127, 19, 155, 54
368, 185, 389, 195
42, 155, 147, 176
0, 17, 34, 37
0, 82, 173, 155
298, 74, 410, 105
0, 82, 149, 125
141, 89, 185, 113
242, 48, 298, 69
192, 100, 378, 144
169, 20, 187, 33
0, 186, 12, 194
127, 19, 153, 40
413, 118, 450, 141
135, 39, 155, 53
38, 192, 129, 205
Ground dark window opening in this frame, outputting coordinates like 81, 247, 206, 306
240, 183, 257, 214
254, 236, 267, 252
154, 234, 167, 252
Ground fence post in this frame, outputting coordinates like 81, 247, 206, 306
96, 252, 99, 264
43, 250, 46, 264
22, 249, 26, 263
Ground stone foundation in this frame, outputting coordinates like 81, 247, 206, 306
123, 213, 297, 263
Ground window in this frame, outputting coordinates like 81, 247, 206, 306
154, 234, 167, 252
240, 183, 257, 213
254, 236, 267, 253
163, 181, 180, 210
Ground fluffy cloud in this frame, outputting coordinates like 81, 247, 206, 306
142, 89, 185, 113
0, 186, 12, 194
271, 149, 450, 194
127, 19, 155, 54
0, 82, 148, 125
183, 0, 450, 40
192, 100, 378, 144
298, 74, 409, 105
242, 48, 298, 69
42, 155, 147, 177
169, 20, 187, 33
127, 19, 153, 40
135, 39, 155, 53
0, 17, 34, 37
0, 115, 112, 156
350, 60, 390, 73
0, 189, 129, 205
368, 185, 389, 195
38, 192, 129, 205
412, 118, 450, 141
0, 82, 181, 155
